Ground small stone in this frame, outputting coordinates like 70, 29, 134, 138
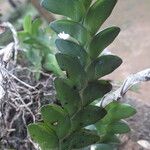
137, 140, 150, 149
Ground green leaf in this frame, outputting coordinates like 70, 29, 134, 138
95, 122, 107, 135
42, 0, 85, 22
25, 48, 42, 80
102, 102, 136, 124
18, 31, 30, 40
95, 55, 122, 79
54, 78, 81, 116
72, 105, 107, 130
55, 39, 89, 67
87, 55, 122, 80
23, 15, 32, 33
43, 53, 63, 76
28, 123, 58, 149
101, 135, 120, 144
50, 19, 90, 46
82, 80, 112, 106
109, 121, 130, 134
96, 120, 130, 135
41, 104, 65, 123
41, 104, 71, 138
81, 0, 92, 9
32, 18, 42, 35
56, 53, 86, 88
84, 0, 118, 34
70, 129, 100, 149
88, 27, 120, 59
25, 48, 42, 67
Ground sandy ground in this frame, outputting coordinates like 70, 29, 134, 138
103, 0, 150, 105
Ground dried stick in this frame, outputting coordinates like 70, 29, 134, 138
99, 69, 150, 106
2, 67, 36, 90
0, 22, 19, 64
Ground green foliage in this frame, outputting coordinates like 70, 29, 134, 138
50, 20, 91, 46
103, 102, 136, 123
54, 78, 81, 116
84, 0, 118, 35
28, 0, 136, 149
69, 129, 100, 149
56, 53, 86, 88
18, 15, 63, 80
42, 0, 85, 22
55, 39, 89, 67
96, 102, 136, 143
82, 80, 112, 106
41, 104, 71, 139
71, 106, 107, 131
87, 55, 122, 81
88, 27, 120, 59
81, 0, 93, 9
28, 123, 59, 149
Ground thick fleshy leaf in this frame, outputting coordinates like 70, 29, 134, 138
95, 55, 122, 79
41, 104, 65, 123
72, 105, 107, 130
56, 53, 86, 88
28, 123, 58, 149
109, 121, 130, 134
41, 104, 71, 138
50, 20, 90, 46
95, 122, 107, 135
55, 39, 89, 67
60, 129, 99, 149
88, 27, 120, 59
43, 53, 63, 76
54, 78, 81, 116
87, 55, 122, 80
102, 102, 136, 124
82, 80, 112, 106
81, 0, 93, 9
70, 129, 100, 149
84, 0, 118, 34
23, 15, 32, 33
100, 134, 120, 144
32, 18, 42, 35
42, 0, 85, 21
96, 120, 130, 135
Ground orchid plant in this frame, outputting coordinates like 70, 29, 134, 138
18, 15, 63, 80
28, 0, 136, 149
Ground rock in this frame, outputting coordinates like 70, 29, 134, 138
137, 140, 150, 150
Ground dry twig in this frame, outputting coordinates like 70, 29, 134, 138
99, 69, 150, 106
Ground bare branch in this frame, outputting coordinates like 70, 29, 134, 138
99, 69, 150, 106
0, 22, 19, 64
